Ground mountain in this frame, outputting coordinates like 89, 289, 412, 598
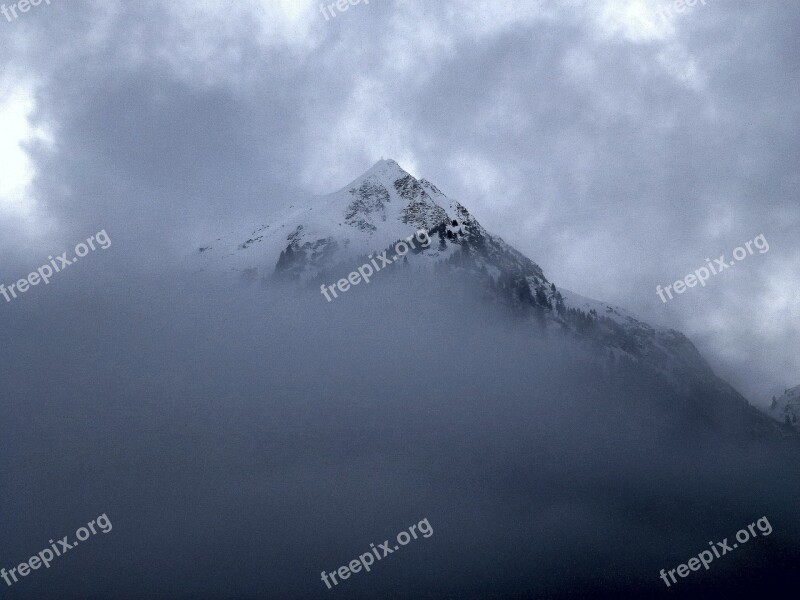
193, 159, 782, 436
766, 385, 800, 429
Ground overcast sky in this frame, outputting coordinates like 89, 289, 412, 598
0, 0, 797, 402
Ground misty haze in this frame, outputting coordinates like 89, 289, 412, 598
1, 1, 799, 599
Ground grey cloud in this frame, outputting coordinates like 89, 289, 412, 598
0, 0, 796, 397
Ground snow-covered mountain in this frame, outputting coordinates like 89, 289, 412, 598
194, 159, 478, 277
766, 385, 800, 429
192, 159, 783, 434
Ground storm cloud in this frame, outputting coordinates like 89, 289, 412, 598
0, 1, 797, 406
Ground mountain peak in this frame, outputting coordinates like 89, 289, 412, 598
348, 161, 449, 203
334, 158, 414, 195
364, 157, 411, 180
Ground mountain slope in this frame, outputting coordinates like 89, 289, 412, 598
192, 159, 783, 436
766, 385, 800, 429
